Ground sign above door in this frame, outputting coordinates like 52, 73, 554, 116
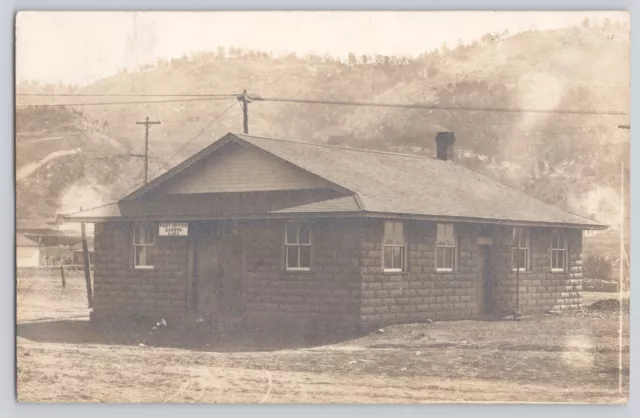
159, 223, 188, 236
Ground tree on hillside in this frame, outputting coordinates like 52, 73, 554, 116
582, 17, 591, 29
347, 52, 357, 66
361, 54, 368, 65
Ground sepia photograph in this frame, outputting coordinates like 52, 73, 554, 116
15, 10, 630, 404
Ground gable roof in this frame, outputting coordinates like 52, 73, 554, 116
66, 132, 605, 229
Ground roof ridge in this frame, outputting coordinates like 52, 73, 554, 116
235, 133, 440, 161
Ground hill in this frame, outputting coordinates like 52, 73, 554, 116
15, 106, 141, 228
15, 22, 630, 257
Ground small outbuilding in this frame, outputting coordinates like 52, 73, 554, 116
16, 234, 41, 267
70, 237, 94, 266
63, 132, 606, 333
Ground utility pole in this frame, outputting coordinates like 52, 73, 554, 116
238, 89, 251, 134
134, 116, 161, 183
79, 207, 93, 308
513, 227, 522, 320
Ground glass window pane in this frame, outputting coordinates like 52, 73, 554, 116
393, 222, 404, 245
135, 247, 142, 266
286, 246, 299, 268
392, 247, 402, 270
145, 247, 154, 266
299, 246, 311, 268
299, 223, 310, 244
145, 224, 154, 245
513, 248, 525, 269
134, 225, 142, 244
384, 247, 393, 269
444, 248, 454, 269
552, 251, 558, 269
444, 224, 455, 246
384, 222, 394, 245
286, 223, 297, 244
437, 247, 445, 269
437, 224, 445, 245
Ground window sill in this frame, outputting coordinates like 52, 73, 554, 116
511, 270, 533, 273
383, 271, 409, 275
551, 269, 567, 274
134, 266, 155, 270
285, 268, 312, 273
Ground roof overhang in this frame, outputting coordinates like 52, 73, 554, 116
61, 208, 607, 230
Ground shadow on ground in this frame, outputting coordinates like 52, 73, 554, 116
16, 319, 364, 352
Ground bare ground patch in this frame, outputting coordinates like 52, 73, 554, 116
16, 275, 629, 403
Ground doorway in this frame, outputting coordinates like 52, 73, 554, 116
194, 223, 246, 318
477, 244, 494, 314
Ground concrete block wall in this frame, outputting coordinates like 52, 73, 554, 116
241, 219, 362, 332
492, 227, 583, 314
91, 218, 585, 329
358, 219, 480, 329
92, 222, 189, 320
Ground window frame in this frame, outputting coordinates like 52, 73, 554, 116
511, 227, 530, 272
382, 220, 406, 273
133, 222, 156, 270
284, 221, 312, 272
436, 223, 457, 272
550, 230, 568, 273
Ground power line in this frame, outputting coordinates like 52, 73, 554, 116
15, 97, 235, 108
65, 103, 240, 218
15, 92, 628, 116
151, 101, 239, 177
249, 94, 629, 116
17, 93, 239, 97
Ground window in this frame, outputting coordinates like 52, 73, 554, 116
436, 223, 457, 271
285, 221, 311, 271
551, 230, 567, 272
383, 221, 405, 272
133, 223, 155, 269
511, 227, 529, 271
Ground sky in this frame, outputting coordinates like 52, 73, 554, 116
16, 11, 628, 86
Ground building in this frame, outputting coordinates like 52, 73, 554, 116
63, 132, 606, 333
70, 237, 94, 266
16, 233, 41, 267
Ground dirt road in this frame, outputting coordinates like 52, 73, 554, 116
16, 276, 630, 403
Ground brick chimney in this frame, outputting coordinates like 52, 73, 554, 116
435, 132, 456, 161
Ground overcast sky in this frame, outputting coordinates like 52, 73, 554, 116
16, 11, 628, 86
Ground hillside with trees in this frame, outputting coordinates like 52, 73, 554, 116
16, 20, 630, 259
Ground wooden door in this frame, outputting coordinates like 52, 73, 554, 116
194, 226, 245, 317
217, 232, 246, 316
195, 234, 222, 314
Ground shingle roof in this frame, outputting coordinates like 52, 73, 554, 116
235, 134, 604, 228
64, 132, 605, 229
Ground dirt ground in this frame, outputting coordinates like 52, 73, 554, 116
16, 275, 630, 404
